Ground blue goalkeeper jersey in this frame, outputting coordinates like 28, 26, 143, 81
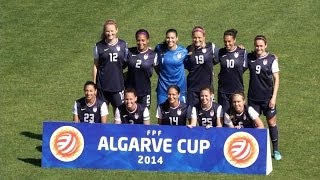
154, 44, 188, 96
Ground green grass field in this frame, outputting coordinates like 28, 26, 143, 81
1, 0, 319, 179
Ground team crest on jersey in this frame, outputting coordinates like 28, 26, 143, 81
93, 106, 97, 113
144, 54, 148, 60
210, 110, 215, 116
177, 109, 182, 115
116, 45, 121, 51
202, 48, 207, 54
134, 113, 139, 119
177, 52, 182, 59
234, 52, 239, 58
263, 59, 268, 65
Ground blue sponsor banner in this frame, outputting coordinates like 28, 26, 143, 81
42, 122, 272, 175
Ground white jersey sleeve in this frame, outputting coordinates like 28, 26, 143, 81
272, 59, 280, 73
248, 106, 259, 120
93, 46, 99, 60
217, 105, 223, 118
224, 113, 233, 126
143, 108, 150, 121
190, 107, 197, 119
243, 49, 248, 68
156, 106, 162, 119
100, 102, 109, 116
72, 101, 78, 115
114, 108, 121, 122
153, 53, 158, 66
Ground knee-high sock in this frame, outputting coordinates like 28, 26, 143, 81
269, 124, 279, 151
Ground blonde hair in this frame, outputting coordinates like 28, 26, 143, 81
100, 19, 118, 40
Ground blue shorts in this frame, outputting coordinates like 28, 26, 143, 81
248, 99, 277, 118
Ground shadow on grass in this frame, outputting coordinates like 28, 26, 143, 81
20, 131, 42, 140
18, 158, 41, 167
36, 145, 42, 152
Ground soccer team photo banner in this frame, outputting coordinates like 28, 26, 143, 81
42, 122, 272, 175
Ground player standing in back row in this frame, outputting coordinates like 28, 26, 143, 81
154, 29, 188, 105
218, 29, 247, 112
92, 19, 128, 114
247, 35, 281, 160
185, 26, 219, 106
125, 29, 157, 109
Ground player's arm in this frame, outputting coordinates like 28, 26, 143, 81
100, 102, 108, 124
248, 106, 264, 129
270, 58, 280, 108
153, 45, 161, 75
72, 101, 80, 123
212, 43, 220, 65
92, 46, 99, 83
73, 115, 80, 123
114, 108, 122, 124
253, 116, 264, 129
270, 72, 279, 108
243, 49, 248, 72
93, 59, 98, 84
224, 113, 234, 128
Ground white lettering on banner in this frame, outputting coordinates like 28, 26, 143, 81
98, 136, 210, 154
146, 130, 162, 136
110, 137, 117, 151
97, 136, 108, 150
118, 137, 128, 151
177, 139, 210, 154
98, 136, 173, 153
163, 139, 172, 153
177, 139, 186, 153
140, 138, 151, 152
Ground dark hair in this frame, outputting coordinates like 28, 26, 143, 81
124, 88, 137, 97
135, 29, 149, 40
100, 19, 118, 40
166, 28, 178, 36
84, 81, 97, 91
167, 85, 180, 94
224, 28, 238, 39
162, 28, 178, 46
200, 86, 213, 94
254, 35, 267, 45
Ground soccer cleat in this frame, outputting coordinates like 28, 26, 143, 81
273, 151, 282, 160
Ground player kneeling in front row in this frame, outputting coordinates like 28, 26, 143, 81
188, 86, 223, 128
224, 91, 264, 129
114, 88, 150, 125
156, 85, 189, 126
73, 81, 108, 123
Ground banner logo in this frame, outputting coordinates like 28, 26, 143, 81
50, 126, 84, 162
224, 132, 259, 168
